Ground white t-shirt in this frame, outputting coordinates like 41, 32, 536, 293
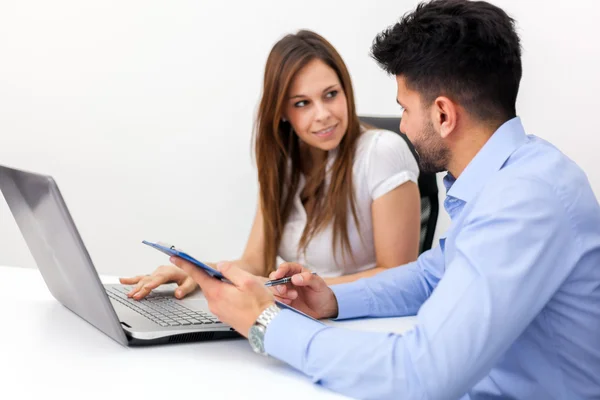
277, 128, 419, 277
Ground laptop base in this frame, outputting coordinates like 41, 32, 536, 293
126, 329, 242, 346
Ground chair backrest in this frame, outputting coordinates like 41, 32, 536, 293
359, 116, 439, 254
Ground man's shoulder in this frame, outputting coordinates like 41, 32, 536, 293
495, 135, 586, 196
475, 135, 596, 221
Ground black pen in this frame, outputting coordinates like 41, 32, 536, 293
264, 272, 318, 287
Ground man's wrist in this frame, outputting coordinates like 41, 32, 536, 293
323, 289, 339, 319
249, 303, 281, 355
248, 301, 276, 334
256, 302, 279, 325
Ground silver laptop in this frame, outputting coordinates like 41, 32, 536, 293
0, 164, 240, 346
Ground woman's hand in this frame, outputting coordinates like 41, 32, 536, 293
119, 265, 198, 300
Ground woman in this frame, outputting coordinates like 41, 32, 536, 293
122, 30, 421, 300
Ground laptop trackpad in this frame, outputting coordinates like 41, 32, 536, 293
178, 291, 210, 311
126, 282, 209, 310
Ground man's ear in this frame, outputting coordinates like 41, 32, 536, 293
433, 96, 458, 139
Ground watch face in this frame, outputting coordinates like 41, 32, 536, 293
249, 325, 265, 354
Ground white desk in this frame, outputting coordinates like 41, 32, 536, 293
0, 266, 417, 400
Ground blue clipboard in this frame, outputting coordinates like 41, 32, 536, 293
142, 240, 226, 281
141, 240, 323, 324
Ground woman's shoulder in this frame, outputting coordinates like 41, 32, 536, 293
354, 126, 413, 164
353, 126, 420, 194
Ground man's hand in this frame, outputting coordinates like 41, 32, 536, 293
269, 263, 339, 320
170, 257, 274, 338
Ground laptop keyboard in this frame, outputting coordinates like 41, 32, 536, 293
106, 285, 222, 327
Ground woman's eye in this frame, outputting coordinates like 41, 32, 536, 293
294, 100, 308, 108
326, 90, 338, 98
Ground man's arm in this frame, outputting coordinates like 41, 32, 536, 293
265, 179, 577, 399
331, 241, 445, 320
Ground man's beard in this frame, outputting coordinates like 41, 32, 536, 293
412, 120, 450, 174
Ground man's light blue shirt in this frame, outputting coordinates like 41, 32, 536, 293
264, 117, 600, 399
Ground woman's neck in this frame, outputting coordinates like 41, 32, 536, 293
300, 143, 328, 177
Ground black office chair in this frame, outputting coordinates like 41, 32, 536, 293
359, 116, 439, 254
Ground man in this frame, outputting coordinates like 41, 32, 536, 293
171, 0, 600, 398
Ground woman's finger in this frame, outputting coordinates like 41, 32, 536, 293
128, 276, 152, 298
175, 277, 198, 299
119, 275, 144, 285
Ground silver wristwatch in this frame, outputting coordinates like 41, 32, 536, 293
248, 304, 281, 355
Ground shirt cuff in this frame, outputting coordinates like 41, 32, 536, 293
331, 280, 372, 320
264, 309, 327, 371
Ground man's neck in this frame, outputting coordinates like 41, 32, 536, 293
447, 119, 505, 178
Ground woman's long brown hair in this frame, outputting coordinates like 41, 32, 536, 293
254, 30, 362, 275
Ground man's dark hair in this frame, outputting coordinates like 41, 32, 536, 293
372, 0, 522, 121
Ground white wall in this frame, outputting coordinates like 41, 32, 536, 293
1, 0, 598, 276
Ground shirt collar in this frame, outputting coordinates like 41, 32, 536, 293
445, 116, 527, 203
